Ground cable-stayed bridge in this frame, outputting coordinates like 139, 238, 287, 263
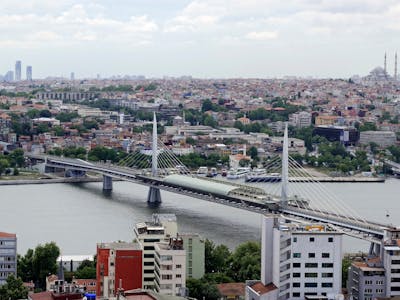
27, 113, 396, 245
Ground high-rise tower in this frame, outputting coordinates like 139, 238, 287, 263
15, 60, 21, 81
395, 52, 398, 81
26, 66, 32, 81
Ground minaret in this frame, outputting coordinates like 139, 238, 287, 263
384, 52, 387, 78
395, 52, 398, 81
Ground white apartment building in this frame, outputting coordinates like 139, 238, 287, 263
247, 215, 343, 300
154, 238, 186, 296
134, 214, 177, 289
289, 111, 312, 128
383, 228, 400, 297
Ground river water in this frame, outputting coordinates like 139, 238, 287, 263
0, 179, 399, 255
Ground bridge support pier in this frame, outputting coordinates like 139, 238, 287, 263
103, 175, 113, 191
147, 187, 161, 204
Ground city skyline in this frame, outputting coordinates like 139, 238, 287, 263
0, 0, 399, 79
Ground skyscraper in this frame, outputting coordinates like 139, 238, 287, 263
15, 60, 21, 81
26, 66, 32, 81
70, 72, 75, 80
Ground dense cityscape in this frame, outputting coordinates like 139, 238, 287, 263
2, 1, 400, 300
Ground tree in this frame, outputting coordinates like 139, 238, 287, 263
75, 266, 96, 279
201, 99, 213, 112
39, 110, 52, 118
0, 274, 28, 300
17, 249, 34, 282
0, 159, 10, 176
32, 242, 60, 289
342, 257, 352, 288
186, 278, 220, 300
205, 239, 231, 274
227, 241, 261, 282
249, 146, 258, 160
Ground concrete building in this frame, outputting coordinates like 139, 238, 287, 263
26, 66, 32, 81
0, 232, 17, 286
289, 111, 312, 128
313, 125, 359, 146
154, 238, 186, 296
57, 255, 94, 272
96, 242, 142, 298
382, 228, 400, 297
246, 215, 343, 300
15, 60, 21, 81
180, 233, 205, 279
359, 131, 396, 147
347, 257, 385, 300
134, 214, 178, 289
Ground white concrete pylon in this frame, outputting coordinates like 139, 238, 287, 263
281, 122, 289, 205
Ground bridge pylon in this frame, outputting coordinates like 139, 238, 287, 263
147, 112, 162, 204
280, 122, 289, 207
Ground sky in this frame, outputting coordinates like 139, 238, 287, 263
0, 0, 399, 79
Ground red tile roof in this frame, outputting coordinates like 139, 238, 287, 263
249, 282, 277, 295
0, 232, 16, 238
217, 283, 245, 296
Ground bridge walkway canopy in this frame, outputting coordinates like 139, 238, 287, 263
163, 174, 265, 197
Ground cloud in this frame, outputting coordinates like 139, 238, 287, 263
0, 3, 159, 47
246, 31, 278, 40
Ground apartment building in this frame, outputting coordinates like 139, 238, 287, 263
96, 242, 142, 298
134, 214, 178, 289
180, 233, 205, 279
246, 215, 343, 300
154, 238, 186, 296
0, 232, 17, 286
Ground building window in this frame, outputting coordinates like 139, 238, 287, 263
292, 292, 300, 297
293, 253, 301, 258
328, 237, 333, 242
293, 263, 301, 268
365, 288, 372, 293
176, 274, 181, 278
322, 253, 330, 258
365, 280, 372, 285
376, 289, 383, 293
176, 264, 182, 269
305, 283, 318, 288
322, 263, 333, 268
293, 237, 297, 243
305, 263, 318, 268
308, 253, 315, 258
293, 273, 300, 278
376, 280, 384, 285
322, 283, 333, 288
322, 273, 333, 278
309, 237, 315, 242
305, 273, 318, 278
293, 282, 300, 288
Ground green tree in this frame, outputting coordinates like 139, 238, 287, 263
205, 239, 231, 273
32, 242, 60, 289
0, 274, 28, 300
75, 266, 96, 279
186, 278, 220, 300
201, 99, 213, 112
227, 241, 261, 282
39, 110, 52, 118
249, 146, 258, 160
342, 257, 352, 288
17, 249, 34, 282
0, 159, 10, 176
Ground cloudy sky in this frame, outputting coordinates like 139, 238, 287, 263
1, 0, 399, 79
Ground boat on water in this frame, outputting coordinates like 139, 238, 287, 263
245, 171, 282, 182
196, 166, 208, 176
226, 167, 251, 179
